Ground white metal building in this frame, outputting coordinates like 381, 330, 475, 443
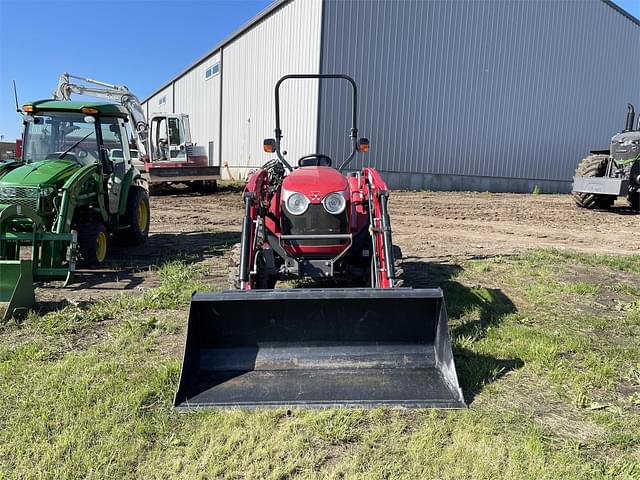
142, 0, 640, 193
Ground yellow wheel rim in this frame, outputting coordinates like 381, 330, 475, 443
137, 199, 148, 232
96, 231, 107, 263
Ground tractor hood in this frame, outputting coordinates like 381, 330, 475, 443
282, 166, 349, 197
610, 131, 640, 163
0, 160, 80, 187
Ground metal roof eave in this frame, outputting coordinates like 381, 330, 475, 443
601, 0, 640, 27
142, 0, 639, 104
142, 0, 290, 104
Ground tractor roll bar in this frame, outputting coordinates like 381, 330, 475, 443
274, 74, 359, 172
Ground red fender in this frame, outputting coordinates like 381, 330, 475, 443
240, 169, 270, 289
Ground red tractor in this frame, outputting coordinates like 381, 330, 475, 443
174, 75, 463, 409
233, 74, 398, 290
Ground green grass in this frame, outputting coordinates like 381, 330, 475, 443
1, 250, 640, 478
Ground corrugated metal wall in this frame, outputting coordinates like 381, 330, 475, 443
221, 0, 323, 173
318, 0, 640, 192
142, 56, 221, 166
174, 52, 222, 166
145, 85, 173, 118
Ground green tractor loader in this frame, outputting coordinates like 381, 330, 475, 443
0, 100, 150, 320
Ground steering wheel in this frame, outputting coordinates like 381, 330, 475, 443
75, 146, 89, 159
298, 154, 332, 167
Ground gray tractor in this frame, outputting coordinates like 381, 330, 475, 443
572, 104, 640, 211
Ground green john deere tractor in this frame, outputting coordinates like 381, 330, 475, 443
0, 100, 150, 320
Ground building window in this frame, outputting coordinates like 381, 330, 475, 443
158, 95, 167, 106
205, 63, 220, 80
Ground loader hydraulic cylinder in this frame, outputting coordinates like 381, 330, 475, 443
379, 192, 396, 283
238, 193, 253, 289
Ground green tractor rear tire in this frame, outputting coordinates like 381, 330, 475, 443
78, 223, 109, 267
117, 186, 150, 245
572, 154, 615, 209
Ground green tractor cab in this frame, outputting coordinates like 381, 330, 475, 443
0, 100, 151, 320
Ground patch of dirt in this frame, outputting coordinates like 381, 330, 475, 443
148, 309, 188, 359
477, 371, 607, 444
34, 190, 637, 305
67, 317, 119, 351
390, 192, 638, 261
559, 264, 640, 290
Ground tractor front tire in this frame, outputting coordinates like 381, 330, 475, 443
369, 244, 404, 288
229, 243, 242, 289
77, 222, 109, 267
117, 186, 150, 245
393, 244, 405, 287
572, 154, 615, 209
228, 243, 276, 289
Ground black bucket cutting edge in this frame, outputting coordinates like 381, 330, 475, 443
174, 288, 465, 409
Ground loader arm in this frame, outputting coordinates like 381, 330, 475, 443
53, 73, 149, 158
53, 163, 106, 234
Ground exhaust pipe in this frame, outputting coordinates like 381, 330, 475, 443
624, 104, 635, 132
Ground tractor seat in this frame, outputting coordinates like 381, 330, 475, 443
298, 154, 332, 167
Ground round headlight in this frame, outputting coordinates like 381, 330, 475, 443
322, 192, 346, 215
285, 192, 310, 215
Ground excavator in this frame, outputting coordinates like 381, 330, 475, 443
53, 73, 219, 193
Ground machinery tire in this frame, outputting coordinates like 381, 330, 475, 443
148, 183, 163, 196
228, 243, 277, 289
204, 180, 217, 193
572, 154, 615, 209
392, 244, 405, 287
369, 244, 404, 288
228, 243, 242, 289
191, 180, 217, 193
628, 191, 640, 212
117, 186, 150, 245
77, 222, 109, 267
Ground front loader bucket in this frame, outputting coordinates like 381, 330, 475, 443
174, 288, 464, 409
0, 260, 35, 321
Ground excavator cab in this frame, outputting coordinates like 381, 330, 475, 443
149, 114, 192, 161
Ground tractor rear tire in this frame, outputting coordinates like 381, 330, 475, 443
77, 222, 109, 267
629, 191, 640, 212
228, 243, 276, 289
116, 186, 150, 246
572, 154, 615, 209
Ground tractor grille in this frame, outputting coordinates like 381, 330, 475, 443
0, 186, 39, 211
282, 204, 348, 246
